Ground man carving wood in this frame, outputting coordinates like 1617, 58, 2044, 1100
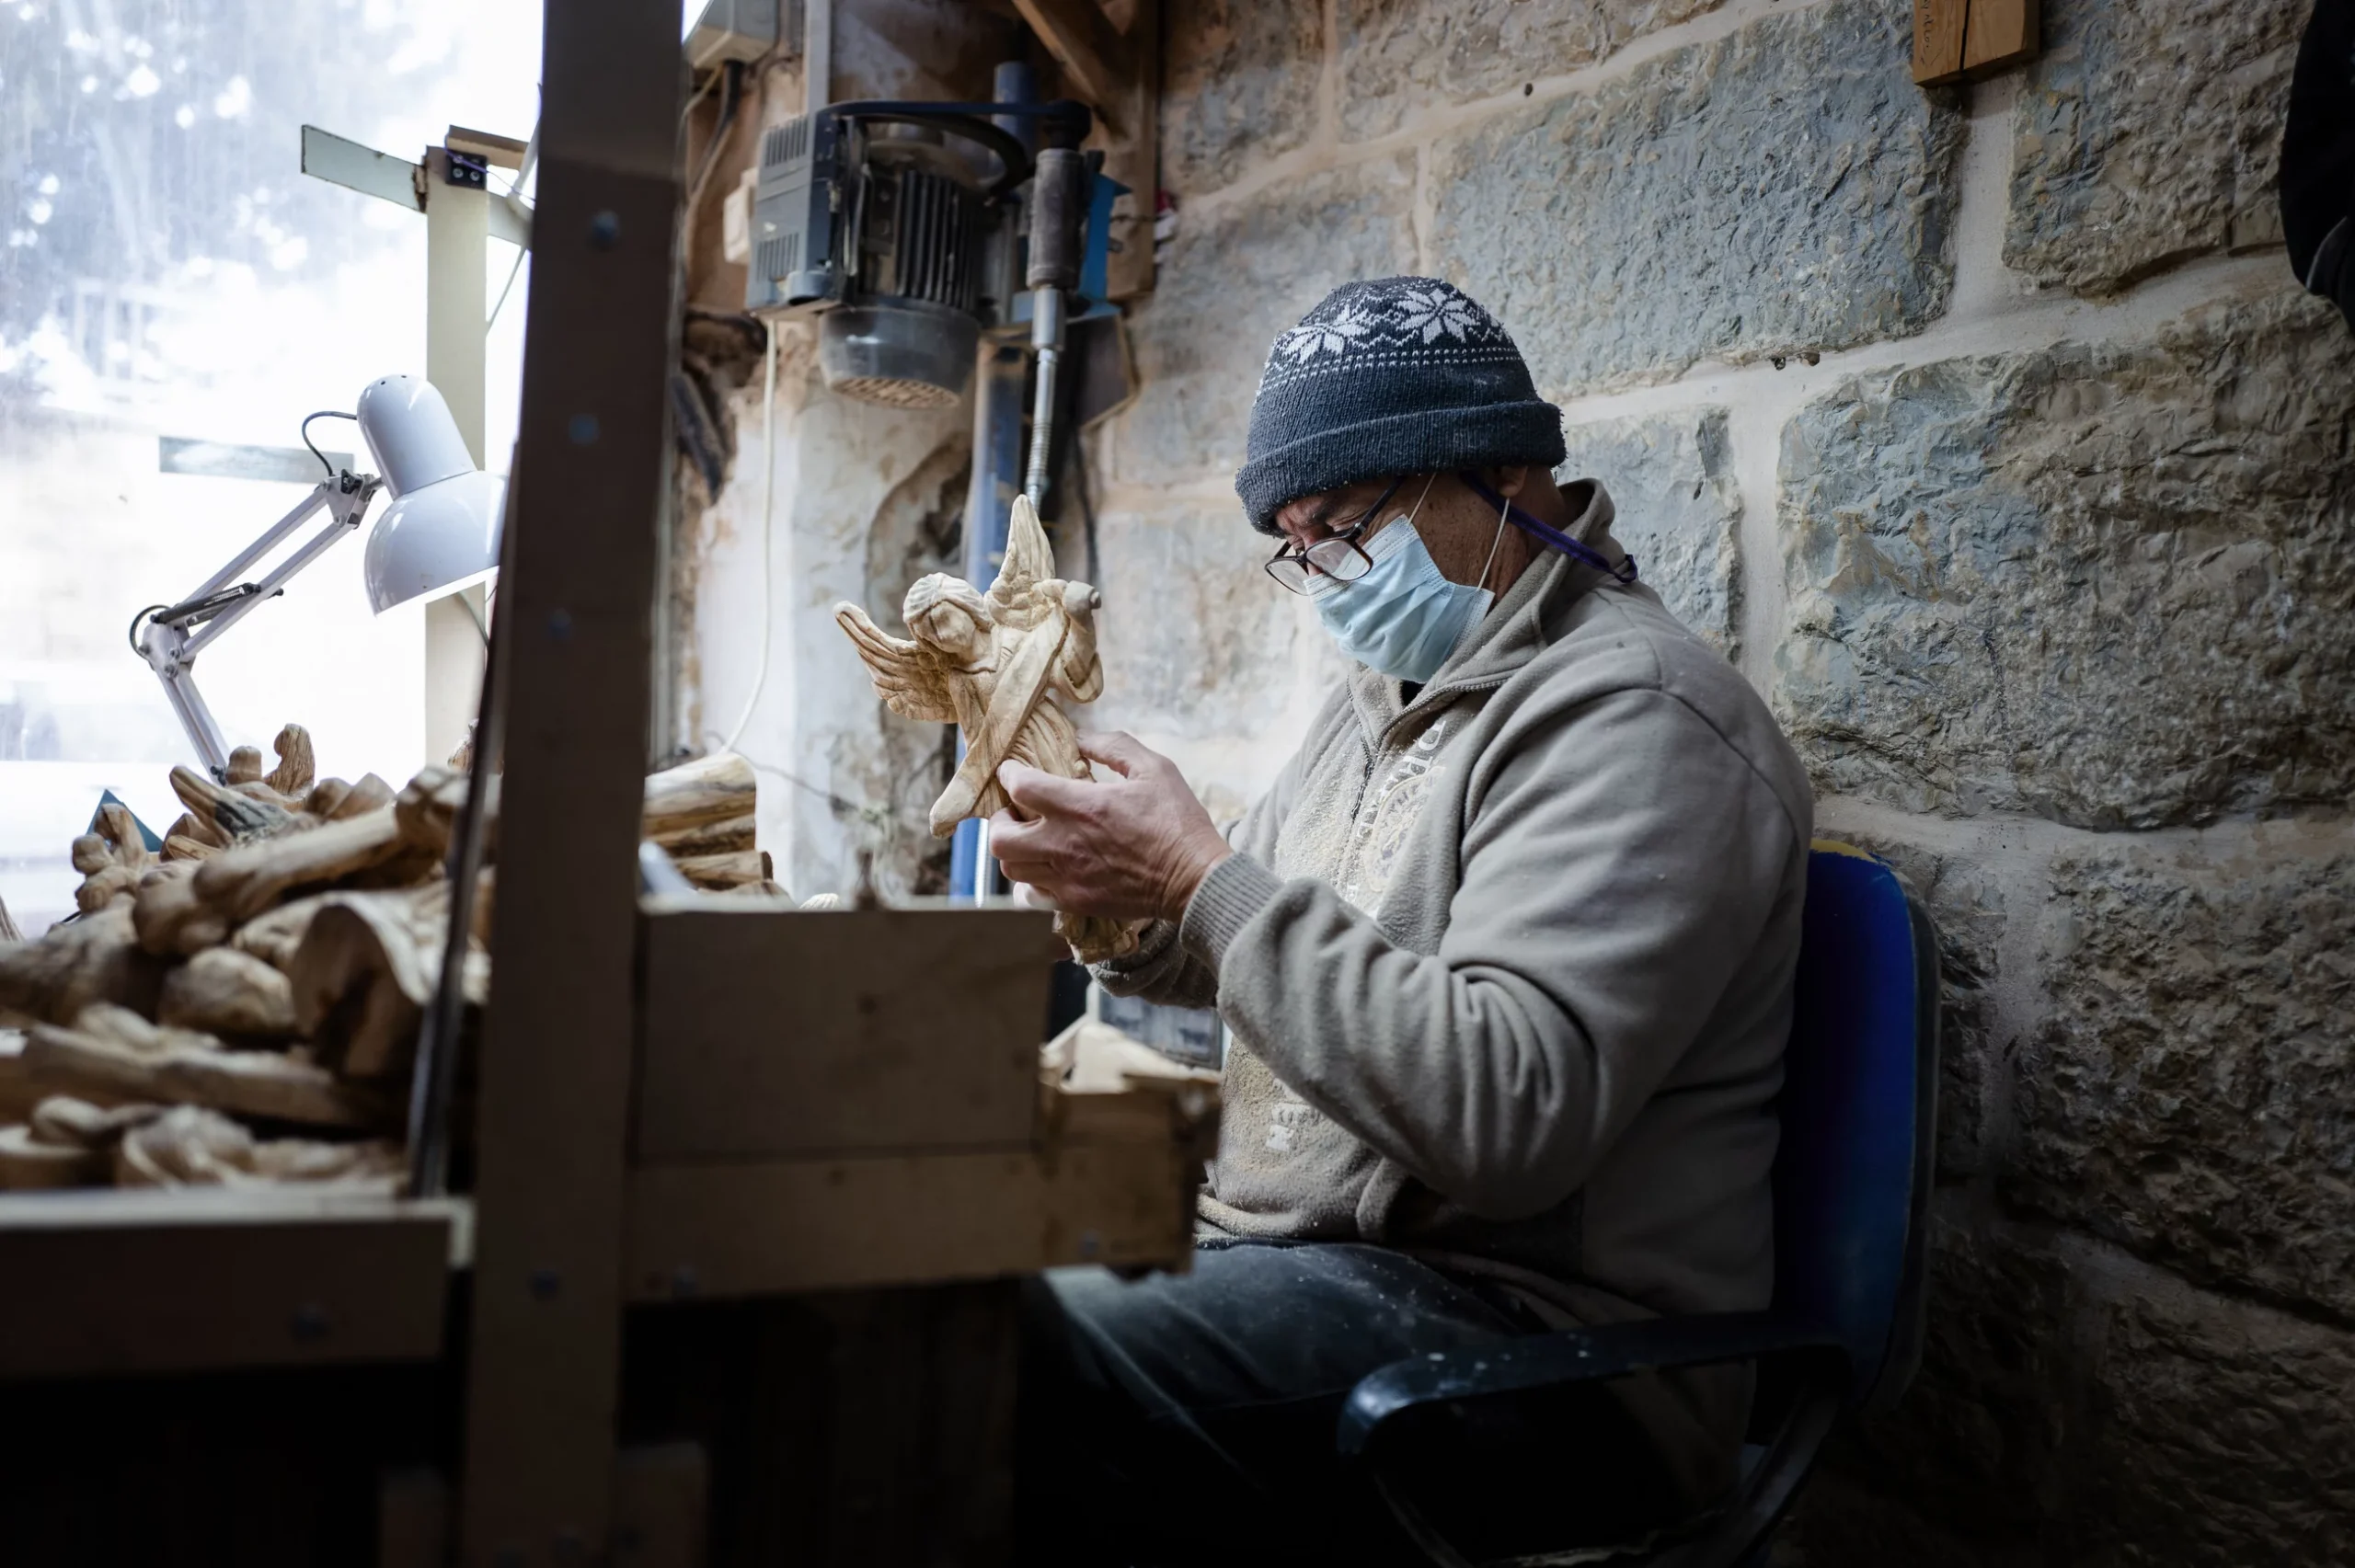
833, 495, 1138, 962
989, 278, 1814, 1563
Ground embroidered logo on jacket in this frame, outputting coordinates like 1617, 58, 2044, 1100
1339, 716, 1451, 912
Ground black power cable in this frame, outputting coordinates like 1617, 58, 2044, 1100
300, 408, 358, 476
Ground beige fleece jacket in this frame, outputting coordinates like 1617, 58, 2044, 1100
1097, 481, 1812, 1504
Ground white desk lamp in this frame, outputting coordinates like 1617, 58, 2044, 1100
134, 374, 503, 781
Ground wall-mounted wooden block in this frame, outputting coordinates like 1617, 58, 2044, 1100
1962, 0, 2040, 78
1913, 0, 1968, 84
1913, 0, 2039, 86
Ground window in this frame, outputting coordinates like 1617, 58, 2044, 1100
0, 0, 539, 931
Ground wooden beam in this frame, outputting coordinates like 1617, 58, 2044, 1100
1013, 0, 1136, 133
1913, 0, 1968, 85
1963, 0, 2039, 77
455, 0, 681, 1561
0, 1189, 459, 1379
447, 125, 530, 170
1014, 0, 1158, 297
626, 1123, 1200, 1302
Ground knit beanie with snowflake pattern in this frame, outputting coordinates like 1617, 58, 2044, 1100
1235, 276, 1566, 533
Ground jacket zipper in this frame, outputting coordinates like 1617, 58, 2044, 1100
1378, 673, 1512, 750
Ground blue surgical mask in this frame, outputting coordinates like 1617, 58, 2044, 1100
1313, 482, 1509, 682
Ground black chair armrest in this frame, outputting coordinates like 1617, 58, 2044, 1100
1338, 1310, 1844, 1460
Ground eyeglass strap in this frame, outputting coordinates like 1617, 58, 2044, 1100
1456, 471, 1638, 585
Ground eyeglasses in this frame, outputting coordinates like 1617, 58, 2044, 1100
1263, 475, 1407, 597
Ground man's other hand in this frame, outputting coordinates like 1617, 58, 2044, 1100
990, 733, 1233, 922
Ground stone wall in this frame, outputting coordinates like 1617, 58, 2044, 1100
1094, 0, 2353, 1561
670, 1, 1017, 902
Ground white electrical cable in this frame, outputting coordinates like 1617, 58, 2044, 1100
487, 245, 527, 334
718, 318, 780, 753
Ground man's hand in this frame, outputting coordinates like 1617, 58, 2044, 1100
990, 733, 1233, 922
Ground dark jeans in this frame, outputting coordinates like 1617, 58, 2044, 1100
1016, 1239, 1683, 1567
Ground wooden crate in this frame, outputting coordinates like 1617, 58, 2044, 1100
628, 898, 1210, 1301
633, 898, 1066, 1162
626, 1082, 1209, 1301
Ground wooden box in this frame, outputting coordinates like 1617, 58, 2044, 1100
632, 898, 1065, 1162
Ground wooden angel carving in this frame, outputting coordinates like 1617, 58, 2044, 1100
834, 495, 1136, 963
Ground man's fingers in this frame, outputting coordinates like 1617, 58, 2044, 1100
998, 761, 1095, 817
986, 808, 1051, 857
1077, 731, 1157, 778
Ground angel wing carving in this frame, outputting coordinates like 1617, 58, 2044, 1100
833, 604, 959, 723
984, 493, 1061, 632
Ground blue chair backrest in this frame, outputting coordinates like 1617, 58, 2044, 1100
1771, 841, 1938, 1415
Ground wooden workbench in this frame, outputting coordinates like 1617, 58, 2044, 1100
0, 6, 1208, 1563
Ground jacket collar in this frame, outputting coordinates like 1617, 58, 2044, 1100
1344, 479, 1626, 740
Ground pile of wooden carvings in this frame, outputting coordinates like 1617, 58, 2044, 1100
0, 727, 766, 1193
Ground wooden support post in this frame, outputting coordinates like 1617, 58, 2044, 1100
455, 0, 681, 1561
1012, 0, 1134, 128
424, 145, 494, 773
424, 147, 490, 467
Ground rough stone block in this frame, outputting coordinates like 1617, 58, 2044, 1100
1162, 1, 1327, 197
1775, 288, 2355, 829
2006, 0, 2307, 295
1777, 1474, 2001, 1568
1797, 1221, 2355, 1568
2083, 1287, 2355, 1566
1557, 408, 1741, 658
2009, 838, 2355, 1320
1827, 1219, 2080, 1542
1109, 155, 1419, 488
1089, 504, 1312, 743
1423, 0, 1960, 395
1808, 825, 2006, 1181
1334, 0, 1725, 143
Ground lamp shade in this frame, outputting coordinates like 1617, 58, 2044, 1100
356, 374, 504, 613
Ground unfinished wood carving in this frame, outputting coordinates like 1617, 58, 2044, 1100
0, 1095, 165, 1188
835, 495, 1136, 963
0, 1124, 108, 1189
0, 903, 168, 1026
289, 881, 490, 1079
232, 892, 337, 971
265, 724, 316, 797
0, 1035, 35, 1124
31, 1094, 167, 1148
157, 947, 300, 1041
2, 733, 779, 1190
312, 772, 396, 822
70, 801, 155, 914
24, 1003, 391, 1129
114, 1104, 403, 1190
169, 763, 297, 843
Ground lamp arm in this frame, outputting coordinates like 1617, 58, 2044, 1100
137, 475, 380, 780
152, 651, 233, 781
179, 485, 375, 658
182, 480, 339, 604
